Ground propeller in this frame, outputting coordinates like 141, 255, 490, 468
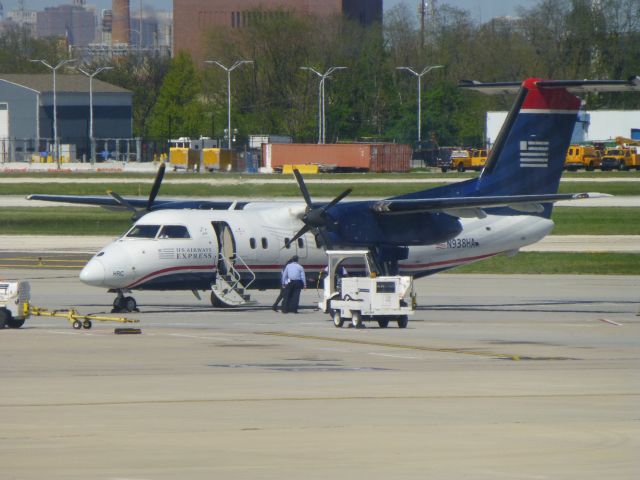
107, 163, 166, 221
285, 169, 351, 249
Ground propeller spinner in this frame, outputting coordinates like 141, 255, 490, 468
285, 169, 351, 249
108, 162, 166, 221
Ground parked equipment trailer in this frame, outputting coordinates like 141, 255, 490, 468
318, 250, 416, 328
0, 280, 139, 330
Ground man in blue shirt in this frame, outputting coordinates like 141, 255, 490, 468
272, 257, 293, 311
281, 255, 306, 314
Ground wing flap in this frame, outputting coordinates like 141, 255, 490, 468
27, 194, 150, 208
26, 195, 238, 211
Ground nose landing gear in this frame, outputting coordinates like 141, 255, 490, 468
111, 290, 138, 313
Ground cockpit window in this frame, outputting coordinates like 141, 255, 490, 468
158, 225, 191, 239
126, 225, 160, 238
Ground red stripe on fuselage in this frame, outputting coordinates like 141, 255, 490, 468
124, 252, 501, 289
126, 265, 214, 289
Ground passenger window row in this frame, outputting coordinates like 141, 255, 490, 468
249, 237, 304, 249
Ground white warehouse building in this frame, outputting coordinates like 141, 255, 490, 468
486, 110, 640, 147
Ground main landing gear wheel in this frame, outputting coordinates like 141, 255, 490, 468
332, 310, 344, 328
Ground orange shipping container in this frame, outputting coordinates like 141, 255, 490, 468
262, 143, 411, 173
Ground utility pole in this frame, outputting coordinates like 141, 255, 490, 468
396, 65, 443, 145
29, 58, 77, 168
300, 66, 347, 144
204, 60, 253, 149
78, 66, 113, 164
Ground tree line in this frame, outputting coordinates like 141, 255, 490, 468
1, 0, 638, 148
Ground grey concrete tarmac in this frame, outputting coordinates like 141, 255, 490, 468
1, 269, 639, 480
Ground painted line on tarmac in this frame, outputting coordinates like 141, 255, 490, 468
0, 264, 83, 269
369, 352, 422, 360
259, 332, 574, 361
2, 393, 638, 409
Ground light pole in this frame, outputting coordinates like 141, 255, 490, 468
204, 60, 253, 149
396, 65, 443, 144
78, 66, 113, 164
30, 58, 76, 167
300, 66, 346, 144
139, 0, 143, 50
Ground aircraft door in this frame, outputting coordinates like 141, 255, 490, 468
211, 222, 236, 273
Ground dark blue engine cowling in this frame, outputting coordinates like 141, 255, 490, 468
327, 201, 462, 247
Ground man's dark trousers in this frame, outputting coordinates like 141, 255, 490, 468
282, 280, 304, 313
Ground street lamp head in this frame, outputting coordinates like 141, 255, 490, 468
205, 59, 253, 72
396, 66, 418, 76
422, 65, 444, 74
78, 65, 113, 77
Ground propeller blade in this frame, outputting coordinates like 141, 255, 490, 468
289, 169, 352, 250
147, 162, 166, 211
322, 188, 352, 212
292, 169, 313, 208
107, 190, 138, 215
285, 224, 312, 249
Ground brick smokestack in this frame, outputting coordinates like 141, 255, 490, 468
112, 0, 130, 44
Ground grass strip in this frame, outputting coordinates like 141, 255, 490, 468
550, 207, 640, 234
0, 207, 131, 235
453, 252, 640, 275
1, 207, 639, 236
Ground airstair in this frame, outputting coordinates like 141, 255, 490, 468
211, 253, 256, 307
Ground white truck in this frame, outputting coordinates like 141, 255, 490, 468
0, 280, 30, 329
318, 250, 415, 328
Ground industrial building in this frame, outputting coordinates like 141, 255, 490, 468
0, 74, 132, 162
173, 0, 383, 62
487, 111, 640, 147
36, 3, 97, 46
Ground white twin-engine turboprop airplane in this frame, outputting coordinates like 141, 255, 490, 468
29, 76, 639, 312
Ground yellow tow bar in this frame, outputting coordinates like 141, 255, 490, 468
26, 303, 139, 330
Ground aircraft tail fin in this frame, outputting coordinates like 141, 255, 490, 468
467, 78, 580, 199
393, 77, 638, 217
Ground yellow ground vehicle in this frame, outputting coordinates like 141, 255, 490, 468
564, 145, 601, 171
169, 137, 221, 171
601, 147, 640, 171
449, 149, 487, 172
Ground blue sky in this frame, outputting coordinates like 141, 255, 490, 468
3, 1, 539, 21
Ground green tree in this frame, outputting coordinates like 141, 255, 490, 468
0, 27, 66, 73
99, 55, 170, 138
147, 52, 205, 140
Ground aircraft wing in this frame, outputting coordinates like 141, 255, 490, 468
26, 194, 238, 211
371, 192, 608, 217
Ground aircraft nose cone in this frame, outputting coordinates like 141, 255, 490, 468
80, 258, 105, 287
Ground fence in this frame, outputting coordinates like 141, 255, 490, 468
0, 137, 263, 172
0, 137, 169, 164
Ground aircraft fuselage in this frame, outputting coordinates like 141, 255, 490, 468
79, 203, 554, 292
